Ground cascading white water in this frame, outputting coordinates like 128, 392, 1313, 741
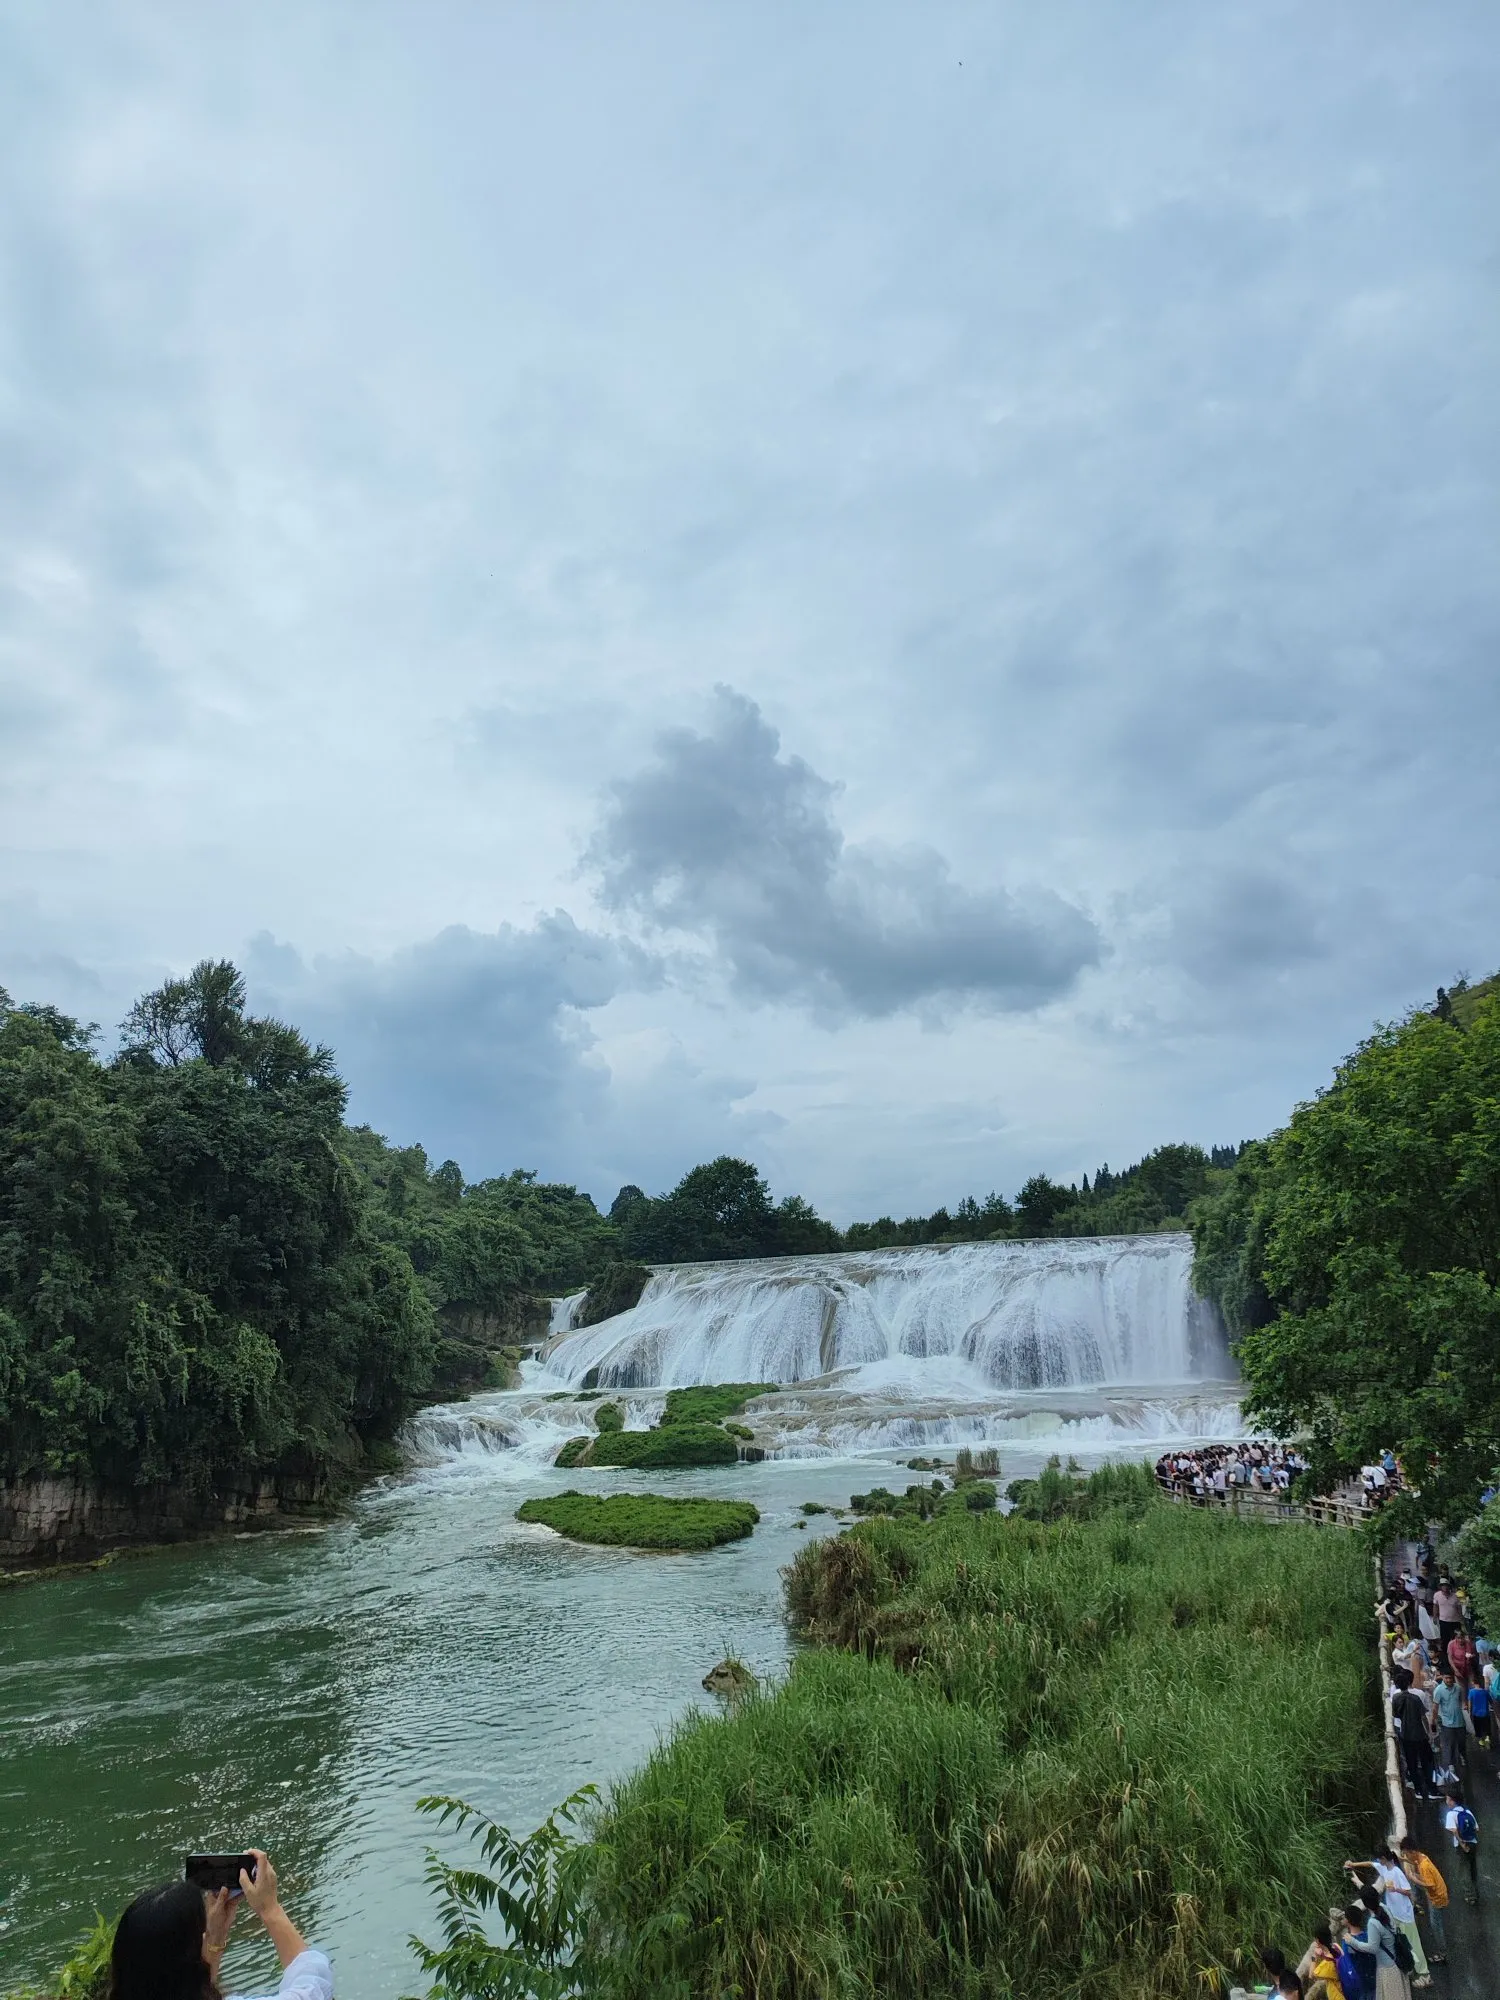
543, 1234, 1227, 1393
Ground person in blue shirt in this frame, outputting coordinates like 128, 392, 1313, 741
1466, 1672, 1492, 1765
1433, 1669, 1468, 1777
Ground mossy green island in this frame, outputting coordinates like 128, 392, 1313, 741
552, 1382, 775, 1469
516, 1491, 760, 1551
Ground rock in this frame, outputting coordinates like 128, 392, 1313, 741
702, 1656, 757, 1699
0, 1472, 324, 1567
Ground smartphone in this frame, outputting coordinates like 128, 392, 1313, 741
184, 1854, 256, 1896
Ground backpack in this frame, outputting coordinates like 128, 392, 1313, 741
1454, 1804, 1479, 1845
1334, 1944, 1362, 1999
1390, 1929, 1415, 1976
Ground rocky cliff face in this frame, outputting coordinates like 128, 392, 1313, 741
0, 1473, 326, 1568
429, 1292, 550, 1397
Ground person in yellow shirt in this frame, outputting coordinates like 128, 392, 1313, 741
1399, 1837, 1448, 1964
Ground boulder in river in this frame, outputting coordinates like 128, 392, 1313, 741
702, 1656, 757, 1699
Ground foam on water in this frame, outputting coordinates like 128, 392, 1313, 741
405, 1235, 1241, 1468
542, 1234, 1226, 1392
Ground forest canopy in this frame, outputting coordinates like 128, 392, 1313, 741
1192, 976, 1500, 1527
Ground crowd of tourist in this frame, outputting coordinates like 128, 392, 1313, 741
1243, 1555, 1487, 1999
1154, 1443, 1406, 1513
1155, 1440, 1310, 1500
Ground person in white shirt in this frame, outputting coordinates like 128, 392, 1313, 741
1345, 1848, 1428, 1983
107, 1849, 333, 2000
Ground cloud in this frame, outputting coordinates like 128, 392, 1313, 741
244, 917, 774, 1197
245, 916, 630, 1166
1, 4, 1496, 1217
591, 688, 1101, 1018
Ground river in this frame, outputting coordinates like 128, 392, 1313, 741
1, 1235, 1241, 1996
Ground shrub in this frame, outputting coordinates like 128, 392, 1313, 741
517, 1491, 759, 1551
594, 1403, 624, 1433
6, 1914, 113, 2000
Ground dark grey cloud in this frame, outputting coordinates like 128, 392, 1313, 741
591, 688, 1100, 1017
245, 916, 782, 1197
247, 917, 631, 1168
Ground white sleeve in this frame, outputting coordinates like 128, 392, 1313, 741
277, 1950, 334, 2000
226, 1949, 334, 2000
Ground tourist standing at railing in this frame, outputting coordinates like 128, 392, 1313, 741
1355, 1849, 1429, 1985
1296, 1923, 1341, 2000
1342, 1901, 1409, 2000
1397, 1838, 1448, 1965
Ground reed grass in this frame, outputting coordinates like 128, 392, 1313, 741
585, 1474, 1382, 1997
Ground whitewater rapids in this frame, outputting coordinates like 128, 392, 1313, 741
544, 1234, 1227, 1392
404, 1235, 1243, 1469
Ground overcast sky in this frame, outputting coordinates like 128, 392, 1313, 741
2, 3, 1496, 1220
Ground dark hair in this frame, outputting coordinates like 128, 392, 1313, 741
1259, 1946, 1288, 1977
110, 1883, 217, 2000
1398, 1836, 1419, 1853
1313, 1922, 1333, 1948
1343, 1904, 1366, 1928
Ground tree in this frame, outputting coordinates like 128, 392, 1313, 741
0, 971, 435, 1494
1193, 995, 1500, 1527
1015, 1174, 1070, 1234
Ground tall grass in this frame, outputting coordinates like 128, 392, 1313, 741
585, 1475, 1381, 1998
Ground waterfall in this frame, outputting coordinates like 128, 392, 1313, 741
543, 1234, 1226, 1393
549, 1289, 587, 1336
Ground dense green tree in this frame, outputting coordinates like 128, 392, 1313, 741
0, 971, 436, 1493
1015, 1173, 1072, 1234
1193, 992, 1500, 1526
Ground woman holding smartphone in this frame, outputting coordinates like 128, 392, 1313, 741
108, 1849, 333, 2000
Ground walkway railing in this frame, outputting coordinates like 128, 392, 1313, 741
1154, 1471, 1374, 1530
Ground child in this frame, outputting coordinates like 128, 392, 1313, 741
1441, 1788, 1480, 1904
1466, 1669, 1492, 1763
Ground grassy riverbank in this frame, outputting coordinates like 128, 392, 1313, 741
516, 1491, 759, 1550
576, 1469, 1382, 1997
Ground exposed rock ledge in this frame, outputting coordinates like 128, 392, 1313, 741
0, 1473, 327, 1569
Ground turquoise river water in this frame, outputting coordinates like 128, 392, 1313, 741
0, 1422, 1217, 1997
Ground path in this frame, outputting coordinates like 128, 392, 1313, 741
1401, 1724, 1500, 1998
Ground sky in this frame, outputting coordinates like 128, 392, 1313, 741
1, 3, 1496, 1221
